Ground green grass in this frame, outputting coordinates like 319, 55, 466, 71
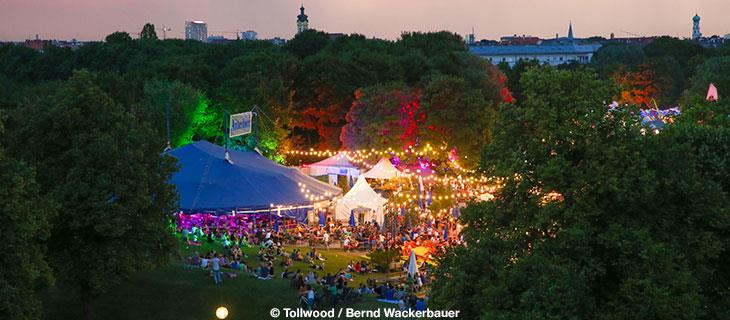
41, 239, 407, 320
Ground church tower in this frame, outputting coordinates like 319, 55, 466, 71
692, 14, 702, 40
297, 5, 309, 34
568, 21, 574, 41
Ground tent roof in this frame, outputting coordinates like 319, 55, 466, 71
307, 153, 358, 169
363, 157, 401, 179
337, 176, 387, 209
167, 141, 341, 212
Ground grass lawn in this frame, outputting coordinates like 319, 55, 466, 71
41, 238, 409, 320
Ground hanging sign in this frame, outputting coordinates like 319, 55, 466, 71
229, 112, 252, 137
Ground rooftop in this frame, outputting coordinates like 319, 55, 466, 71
469, 43, 602, 56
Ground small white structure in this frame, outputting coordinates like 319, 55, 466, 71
304, 153, 360, 186
362, 157, 401, 180
407, 250, 418, 278
335, 177, 387, 225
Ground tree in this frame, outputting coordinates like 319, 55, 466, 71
430, 66, 730, 319
8, 70, 178, 320
420, 75, 496, 165
591, 43, 646, 76
140, 23, 158, 41
284, 29, 330, 59
687, 56, 730, 100
104, 31, 132, 44
0, 119, 54, 320
137, 80, 200, 148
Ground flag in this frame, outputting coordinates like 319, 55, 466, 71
349, 210, 356, 227
318, 210, 326, 226
707, 83, 719, 101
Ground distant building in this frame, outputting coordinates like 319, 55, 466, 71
327, 33, 345, 40
471, 22, 601, 67
692, 14, 702, 40
499, 35, 541, 46
24, 38, 47, 51
470, 43, 602, 67
242, 30, 258, 41
207, 35, 235, 44
697, 35, 727, 48
185, 21, 208, 42
270, 37, 286, 46
297, 6, 309, 34
465, 28, 476, 46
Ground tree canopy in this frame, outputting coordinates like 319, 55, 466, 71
430, 66, 730, 319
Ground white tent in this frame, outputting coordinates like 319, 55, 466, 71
362, 157, 401, 180
304, 153, 360, 186
335, 177, 387, 225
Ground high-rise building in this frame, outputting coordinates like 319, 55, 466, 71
185, 21, 208, 42
692, 14, 702, 40
242, 30, 258, 41
297, 6, 309, 34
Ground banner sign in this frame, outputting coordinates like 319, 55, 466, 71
229, 112, 252, 138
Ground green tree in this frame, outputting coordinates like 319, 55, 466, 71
687, 56, 730, 99
140, 23, 158, 41
104, 31, 132, 44
430, 66, 729, 319
137, 79, 200, 148
420, 75, 495, 165
284, 29, 330, 59
8, 70, 178, 320
591, 43, 646, 76
0, 119, 54, 320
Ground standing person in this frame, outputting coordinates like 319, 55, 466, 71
323, 231, 330, 250
306, 285, 315, 310
212, 254, 222, 284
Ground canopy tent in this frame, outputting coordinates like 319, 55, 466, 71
167, 141, 341, 216
362, 157, 401, 180
303, 153, 360, 186
335, 177, 387, 225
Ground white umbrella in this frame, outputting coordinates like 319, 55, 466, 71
407, 250, 418, 278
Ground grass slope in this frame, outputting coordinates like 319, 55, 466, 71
42, 239, 404, 319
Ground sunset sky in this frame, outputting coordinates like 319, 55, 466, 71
1, 0, 728, 41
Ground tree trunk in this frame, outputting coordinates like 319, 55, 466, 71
81, 287, 94, 320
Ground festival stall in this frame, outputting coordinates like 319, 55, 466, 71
335, 177, 387, 225
362, 157, 401, 180
302, 152, 360, 186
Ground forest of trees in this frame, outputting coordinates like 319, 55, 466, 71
1, 24, 730, 319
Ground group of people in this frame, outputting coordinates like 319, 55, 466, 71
177, 211, 449, 313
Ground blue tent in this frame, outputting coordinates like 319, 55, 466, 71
167, 141, 341, 214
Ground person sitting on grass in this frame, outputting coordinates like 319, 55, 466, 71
268, 262, 275, 278
280, 255, 292, 267
281, 268, 294, 279
294, 249, 303, 261
258, 266, 269, 279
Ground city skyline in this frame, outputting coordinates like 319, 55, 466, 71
1, 0, 729, 41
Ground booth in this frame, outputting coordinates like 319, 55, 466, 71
362, 157, 401, 180
334, 177, 387, 225
303, 153, 360, 186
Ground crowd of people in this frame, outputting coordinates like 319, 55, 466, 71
177, 211, 457, 311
